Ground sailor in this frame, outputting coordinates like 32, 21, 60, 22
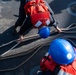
40, 38, 76, 75
13, 0, 61, 41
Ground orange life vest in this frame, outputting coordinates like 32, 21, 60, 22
59, 59, 76, 75
24, 0, 51, 28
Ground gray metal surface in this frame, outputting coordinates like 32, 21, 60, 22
0, 0, 76, 75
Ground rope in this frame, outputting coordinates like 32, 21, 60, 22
0, 24, 76, 49
0, 30, 56, 48
0, 43, 49, 72
0, 34, 39, 48
0, 23, 76, 59
1, 42, 20, 56
61, 23, 76, 31
61, 36, 76, 47
0, 36, 76, 72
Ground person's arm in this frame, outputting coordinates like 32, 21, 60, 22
44, 0, 54, 15
51, 21, 62, 33
43, 1, 61, 32
49, 14, 62, 33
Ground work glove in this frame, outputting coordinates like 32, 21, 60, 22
19, 35, 24, 42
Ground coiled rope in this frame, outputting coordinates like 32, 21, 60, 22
0, 43, 50, 72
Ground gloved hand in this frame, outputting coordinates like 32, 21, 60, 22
19, 35, 24, 42
56, 26, 62, 33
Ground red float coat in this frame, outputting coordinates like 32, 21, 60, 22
24, 0, 51, 28
40, 55, 76, 75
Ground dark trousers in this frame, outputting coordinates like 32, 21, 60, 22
14, 0, 32, 35
14, 0, 26, 28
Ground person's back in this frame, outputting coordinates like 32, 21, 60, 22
24, 0, 51, 28
24, 0, 49, 15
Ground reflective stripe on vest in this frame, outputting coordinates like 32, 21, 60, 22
46, 19, 50, 25
35, 21, 42, 27
35, 19, 50, 27
58, 70, 72, 75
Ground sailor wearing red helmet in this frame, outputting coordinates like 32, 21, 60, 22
13, 0, 61, 42
39, 38, 76, 75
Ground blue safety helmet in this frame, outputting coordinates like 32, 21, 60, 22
48, 38, 75, 65
38, 27, 50, 38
